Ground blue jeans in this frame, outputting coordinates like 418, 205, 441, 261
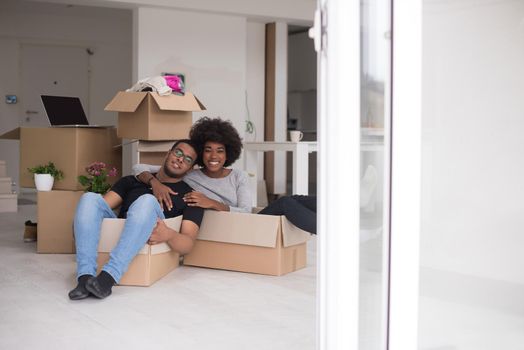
73, 192, 165, 283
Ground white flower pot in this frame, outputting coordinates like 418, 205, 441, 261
34, 174, 54, 191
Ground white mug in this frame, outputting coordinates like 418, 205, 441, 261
289, 130, 304, 142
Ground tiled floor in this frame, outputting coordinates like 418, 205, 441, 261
3, 197, 522, 349
418, 267, 524, 350
0, 201, 316, 350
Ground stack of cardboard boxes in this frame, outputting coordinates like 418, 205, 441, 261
0, 160, 17, 213
0, 127, 122, 253
101, 90, 206, 285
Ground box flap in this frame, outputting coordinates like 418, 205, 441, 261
197, 210, 280, 248
281, 217, 311, 247
150, 92, 206, 112
104, 91, 148, 112
98, 216, 182, 254
0, 127, 21, 140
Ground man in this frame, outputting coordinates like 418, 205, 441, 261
68, 139, 203, 300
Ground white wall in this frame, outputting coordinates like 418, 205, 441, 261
132, 7, 264, 173
421, 0, 524, 284
0, 0, 132, 190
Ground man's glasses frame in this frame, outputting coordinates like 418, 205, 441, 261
170, 148, 194, 165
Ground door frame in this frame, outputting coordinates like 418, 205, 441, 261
315, 0, 422, 349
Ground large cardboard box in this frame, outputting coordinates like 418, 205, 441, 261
0, 127, 121, 190
37, 190, 83, 253
183, 211, 311, 276
105, 91, 206, 140
97, 216, 182, 286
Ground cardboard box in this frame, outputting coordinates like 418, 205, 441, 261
105, 91, 206, 140
0, 177, 12, 194
0, 127, 121, 191
97, 216, 182, 286
37, 190, 83, 253
183, 211, 311, 276
0, 193, 17, 213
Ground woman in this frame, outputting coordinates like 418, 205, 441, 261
135, 117, 318, 234
134, 117, 252, 213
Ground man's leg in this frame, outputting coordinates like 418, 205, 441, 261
259, 195, 317, 234
69, 192, 116, 300
86, 194, 164, 298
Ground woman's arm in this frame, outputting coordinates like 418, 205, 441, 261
132, 163, 161, 177
183, 191, 230, 211
228, 171, 252, 213
132, 163, 175, 211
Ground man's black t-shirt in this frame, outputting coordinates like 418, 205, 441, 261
110, 175, 203, 226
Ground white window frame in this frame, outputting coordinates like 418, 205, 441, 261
315, 0, 422, 349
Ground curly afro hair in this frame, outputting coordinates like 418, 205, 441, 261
189, 117, 243, 168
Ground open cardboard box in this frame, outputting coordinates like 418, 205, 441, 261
183, 210, 311, 276
96, 216, 182, 286
105, 91, 206, 140
37, 190, 84, 253
0, 127, 121, 190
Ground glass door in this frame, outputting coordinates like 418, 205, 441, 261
313, 0, 394, 349
359, 0, 391, 349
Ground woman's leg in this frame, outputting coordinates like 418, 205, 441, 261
259, 195, 317, 234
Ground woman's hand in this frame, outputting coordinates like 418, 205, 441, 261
183, 191, 229, 211
150, 178, 177, 211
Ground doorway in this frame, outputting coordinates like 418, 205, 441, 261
20, 43, 90, 127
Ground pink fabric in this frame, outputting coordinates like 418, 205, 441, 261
164, 75, 184, 94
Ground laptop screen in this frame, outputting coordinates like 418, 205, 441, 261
41, 95, 89, 126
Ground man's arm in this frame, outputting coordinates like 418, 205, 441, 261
103, 190, 123, 209
148, 219, 200, 255
134, 164, 176, 211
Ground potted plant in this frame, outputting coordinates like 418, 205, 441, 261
28, 162, 64, 191
78, 161, 118, 194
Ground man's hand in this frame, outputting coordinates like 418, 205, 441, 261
183, 191, 229, 211
150, 178, 177, 211
148, 218, 173, 245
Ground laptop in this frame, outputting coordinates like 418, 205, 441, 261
41, 95, 102, 127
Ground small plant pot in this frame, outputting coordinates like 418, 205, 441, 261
34, 174, 54, 191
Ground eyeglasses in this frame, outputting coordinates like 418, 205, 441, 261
170, 148, 194, 165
